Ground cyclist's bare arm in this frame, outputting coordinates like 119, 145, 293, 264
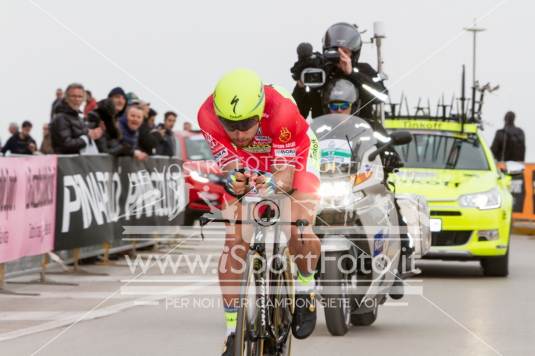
270, 164, 295, 193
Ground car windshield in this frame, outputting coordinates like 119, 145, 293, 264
185, 136, 213, 161
393, 132, 489, 170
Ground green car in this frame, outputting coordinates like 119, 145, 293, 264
385, 119, 512, 277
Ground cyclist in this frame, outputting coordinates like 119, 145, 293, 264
197, 68, 321, 355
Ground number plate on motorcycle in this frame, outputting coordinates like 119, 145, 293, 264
430, 218, 442, 232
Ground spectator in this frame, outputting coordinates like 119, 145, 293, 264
8, 122, 19, 136
183, 121, 192, 131
1, 121, 37, 155
156, 111, 177, 156
126, 92, 140, 104
491, 111, 526, 162
1, 123, 19, 150
137, 101, 161, 155
40, 123, 54, 154
107, 87, 128, 119
50, 83, 103, 154
118, 105, 148, 160
147, 108, 157, 127
83, 90, 98, 117
92, 98, 130, 156
51, 88, 64, 119
0, 122, 19, 150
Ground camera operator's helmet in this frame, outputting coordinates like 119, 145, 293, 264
323, 22, 362, 62
213, 68, 265, 121
326, 79, 358, 104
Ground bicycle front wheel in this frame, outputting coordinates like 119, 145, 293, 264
235, 252, 264, 356
267, 247, 294, 355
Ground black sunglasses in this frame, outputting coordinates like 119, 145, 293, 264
219, 116, 259, 132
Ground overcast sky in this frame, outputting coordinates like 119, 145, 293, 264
1, 0, 531, 159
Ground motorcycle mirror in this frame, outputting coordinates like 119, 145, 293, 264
390, 131, 412, 146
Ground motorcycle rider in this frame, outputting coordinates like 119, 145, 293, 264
197, 68, 322, 355
325, 79, 358, 115
323, 77, 414, 279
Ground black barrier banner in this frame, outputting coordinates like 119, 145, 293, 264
116, 156, 186, 240
55, 155, 186, 251
55, 155, 117, 250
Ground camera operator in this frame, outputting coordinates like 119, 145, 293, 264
291, 22, 387, 125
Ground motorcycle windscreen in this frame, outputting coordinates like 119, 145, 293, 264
310, 114, 377, 175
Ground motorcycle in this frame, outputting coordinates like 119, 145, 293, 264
310, 113, 429, 336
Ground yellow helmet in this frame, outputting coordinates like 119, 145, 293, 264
213, 68, 265, 121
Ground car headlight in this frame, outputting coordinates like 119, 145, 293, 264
190, 170, 209, 183
458, 187, 501, 210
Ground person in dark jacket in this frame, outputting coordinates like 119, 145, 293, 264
90, 98, 126, 156
50, 88, 63, 120
107, 87, 128, 119
291, 23, 387, 122
1, 121, 37, 155
118, 105, 148, 160
156, 111, 177, 156
138, 107, 163, 155
491, 111, 526, 162
50, 83, 103, 154
8, 122, 18, 136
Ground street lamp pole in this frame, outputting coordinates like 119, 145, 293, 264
464, 20, 486, 90
464, 20, 485, 121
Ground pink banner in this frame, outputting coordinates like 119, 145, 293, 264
0, 155, 57, 263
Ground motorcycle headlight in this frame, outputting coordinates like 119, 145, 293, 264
319, 180, 364, 209
319, 180, 353, 198
458, 187, 501, 210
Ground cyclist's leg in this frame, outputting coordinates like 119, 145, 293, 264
287, 188, 320, 339
287, 189, 320, 274
218, 194, 252, 335
287, 165, 321, 274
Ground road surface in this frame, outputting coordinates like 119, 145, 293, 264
0, 231, 534, 356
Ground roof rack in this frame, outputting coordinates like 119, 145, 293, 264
385, 65, 498, 132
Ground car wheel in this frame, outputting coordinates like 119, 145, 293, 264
184, 207, 201, 226
481, 251, 509, 277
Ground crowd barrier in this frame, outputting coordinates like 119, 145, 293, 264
0, 154, 187, 270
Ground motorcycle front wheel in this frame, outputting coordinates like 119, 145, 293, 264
322, 251, 352, 336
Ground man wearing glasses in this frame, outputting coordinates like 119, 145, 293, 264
198, 68, 321, 355
325, 78, 358, 116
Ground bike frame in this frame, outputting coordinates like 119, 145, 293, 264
200, 194, 306, 354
